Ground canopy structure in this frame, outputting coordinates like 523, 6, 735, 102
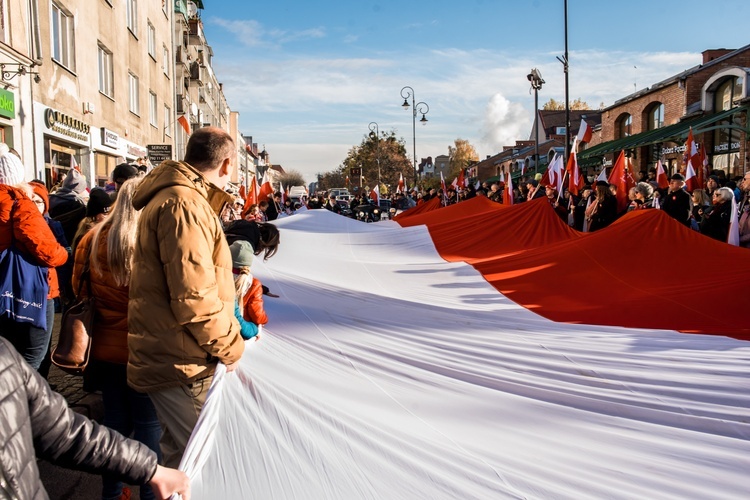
184, 208, 750, 499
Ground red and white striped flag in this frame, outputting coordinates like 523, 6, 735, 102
503, 173, 514, 206
655, 159, 669, 189
566, 140, 583, 196
728, 196, 740, 246
684, 128, 701, 192
370, 184, 380, 205
576, 119, 592, 145
397, 173, 405, 194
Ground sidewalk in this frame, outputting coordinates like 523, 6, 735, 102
39, 312, 145, 500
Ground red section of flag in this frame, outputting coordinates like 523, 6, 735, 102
457, 169, 465, 188
397, 173, 405, 193
258, 171, 274, 202
370, 184, 380, 205
684, 128, 702, 192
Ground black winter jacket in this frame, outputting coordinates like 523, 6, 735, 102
0, 338, 158, 499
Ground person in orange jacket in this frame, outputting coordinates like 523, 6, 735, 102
0, 144, 68, 369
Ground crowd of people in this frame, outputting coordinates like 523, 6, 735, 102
0, 128, 279, 499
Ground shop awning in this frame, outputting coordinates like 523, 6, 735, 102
578, 106, 748, 166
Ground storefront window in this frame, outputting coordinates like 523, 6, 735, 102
95, 153, 117, 187
44, 139, 79, 188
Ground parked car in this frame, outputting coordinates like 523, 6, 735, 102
336, 199, 353, 217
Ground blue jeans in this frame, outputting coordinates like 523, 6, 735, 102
97, 362, 162, 500
0, 298, 54, 370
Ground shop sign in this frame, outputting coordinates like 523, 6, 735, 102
101, 128, 119, 148
661, 145, 686, 155
43, 108, 90, 142
127, 144, 147, 158
0, 89, 15, 119
714, 142, 741, 153
147, 144, 172, 163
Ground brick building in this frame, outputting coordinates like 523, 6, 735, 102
580, 46, 750, 180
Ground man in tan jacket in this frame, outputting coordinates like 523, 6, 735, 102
128, 127, 244, 468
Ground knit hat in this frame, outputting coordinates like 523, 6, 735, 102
0, 143, 25, 186
63, 168, 87, 193
229, 240, 255, 268
112, 163, 139, 184
29, 181, 50, 213
86, 188, 113, 217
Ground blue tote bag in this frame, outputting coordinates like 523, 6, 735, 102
0, 200, 49, 330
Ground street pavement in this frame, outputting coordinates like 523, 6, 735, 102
38, 313, 145, 500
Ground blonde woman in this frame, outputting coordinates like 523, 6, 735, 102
72, 176, 162, 500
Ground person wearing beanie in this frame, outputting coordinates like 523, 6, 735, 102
71, 188, 112, 254
48, 168, 88, 246
0, 143, 25, 186
228, 240, 268, 341
0, 145, 68, 369
111, 163, 139, 200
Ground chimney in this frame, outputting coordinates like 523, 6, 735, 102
702, 48, 733, 64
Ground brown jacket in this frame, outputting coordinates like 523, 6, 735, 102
127, 160, 244, 392
72, 225, 129, 365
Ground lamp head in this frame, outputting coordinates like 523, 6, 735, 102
402, 99, 410, 109
420, 114, 428, 125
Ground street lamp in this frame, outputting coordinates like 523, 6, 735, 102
400, 86, 429, 182
368, 122, 381, 189
527, 68, 545, 175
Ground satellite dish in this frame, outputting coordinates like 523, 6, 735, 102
190, 103, 198, 117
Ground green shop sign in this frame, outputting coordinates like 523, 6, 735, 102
0, 89, 14, 119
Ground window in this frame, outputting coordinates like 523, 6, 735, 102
51, 2, 75, 70
162, 45, 169, 77
97, 44, 113, 97
714, 76, 742, 112
164, 105, 171, 136
647, 103, 664, 130
147, 21, 155, 58
616, 113, 632, 139
126, 0, 137, 35
149, 91, 157, 127
128, 73, 139, 115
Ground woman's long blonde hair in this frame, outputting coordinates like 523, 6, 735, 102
90, 175, 144, 286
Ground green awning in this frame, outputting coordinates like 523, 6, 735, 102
578, 106, 748, 166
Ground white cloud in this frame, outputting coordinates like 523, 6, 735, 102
480, 94, 530, 153
209, 18, 325, 48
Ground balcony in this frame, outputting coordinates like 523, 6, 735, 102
189, 62, 204, 86
175, 46, 189, 70
176, 94, 186, 114
187, 18, 204, 45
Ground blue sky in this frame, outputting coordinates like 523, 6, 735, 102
200, 0, 750, 183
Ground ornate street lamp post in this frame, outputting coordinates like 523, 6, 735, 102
399, 86, 429, 182
527, 69, 545, 175
368, 122, 380, 189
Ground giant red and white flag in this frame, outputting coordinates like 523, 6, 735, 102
576, 119, 593, 145
608, 151, 630, 213
397, 173, 405, 194
369, 184, 380, 205
655, 159, 669, 190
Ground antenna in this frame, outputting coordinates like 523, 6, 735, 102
634, 65, 637, 92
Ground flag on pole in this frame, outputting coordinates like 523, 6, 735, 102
457, 168, 466, 188
685, 161, 699, 192
684, 128, 701, 192
370, 184, 380, 205
699, 141, 708, 189
70, 154, 80, 173
280, 182, 287, 205
239, 182, 246, 201
655, 159, 669, 189
566, 146, 583, 196
594, 168, 608, 188
608, 151, 630, 213
258, 171, 274, 202
475, 180, 481, 190
397, 173, 405, 194
503, 172, 514, 206
451, 177, 458, 189
728, 196, 740, 246
440, 171, 447, 194
576, 119, 593, 145
541, 154, 565, 193
177, 115, 191, 136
